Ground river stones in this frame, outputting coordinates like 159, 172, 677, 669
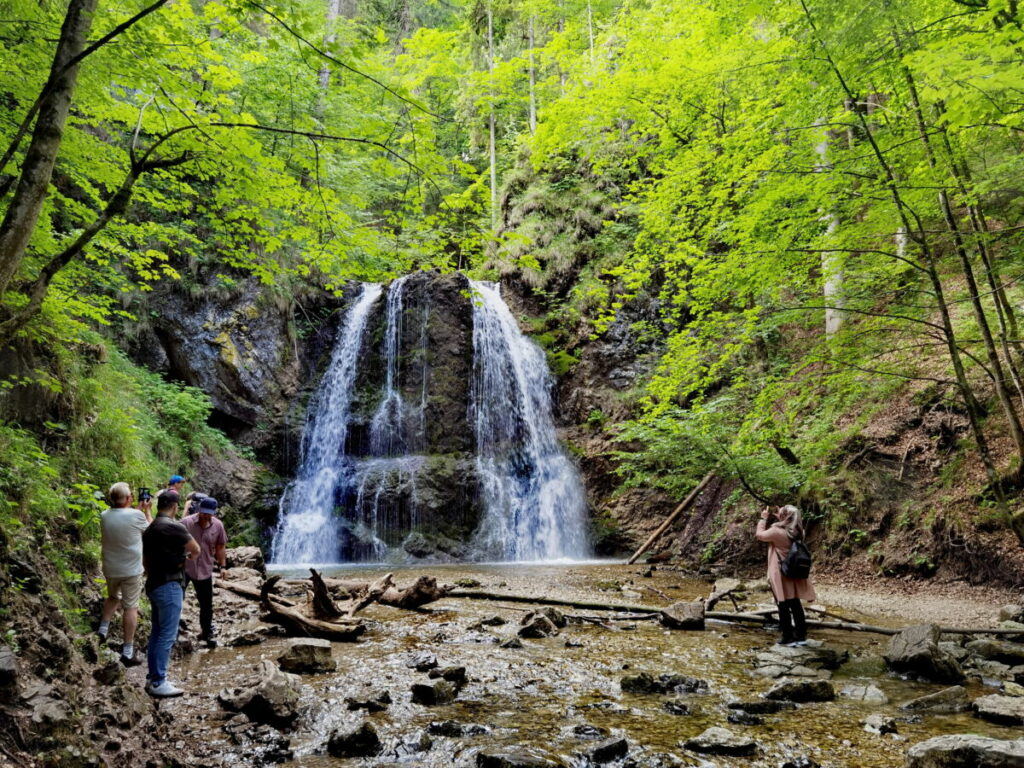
900, 685, 971, 714
682, 727, 758, 756
839, 684, 888, 704
753, 644, 846, 679
1004, 681, 1024, 697
861, 713, 898, 735
659, 601, 705, 631
409, 652, 438, 671
727, 699, 796, 714
428, 720, 489, 737
412, 680, 457, 706
519, 613, 559, 639
571, 724, 610, 739
999, 605, 1024, 623
345, 689, 391, 712
663, 699, 691, 716
500, 637, 524, 649
620, 672, 707, 695
966, 639, 1024, 666
973, 694, 1024, 725
764, 678, 835, 702
476, 747, 566, 767
884, 624, 965, 684
727, 710, 763, 726
583, 737, 628, 764
277, 639, 335, 674
217, 660, 302, 728
906, 734, 1024, 767
327, 722, 382, 758
428, 665, 468, 686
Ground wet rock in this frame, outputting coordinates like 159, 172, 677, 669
1003, 681, 1024, 697
999, 605, 1024, 623
764, 678, 835, 702
481, 615, 506, 626
571, 724, 609, 739
428, 720, 488, 737
727, 700, 796, 714
683, 727, 758, 757
781, 759, 821, 768
345, 690, 391, 712
229, 630, 264, 647
411, 680, 456, 706
969, 658, 1013, 682
658, 601, 705, 630
939, 641, 971, 663
663, 699, 691, 716
901, 685, 971, 714
225, 546, 266, 574
585, 737, 628, 764
278, 639, 335, 674
839, 684, 888, 704
398, 730, 433, 755
428, 666, 467, 686
564, 639, 584, 648
519, 613, 559, 639
620, 672, 707, 695
538, 607, 567, 629
727, 710, 763, 726
906, 734, 1024, 767
326, 722, 382, 758
966, 639, 1024, 666
409, 652, 438, 671
476, 747, 566, 767
861, 714, 898, 735
754, 644, 847, 680
884, 624, 965, 684
500, 637, 523, 649
973, 694, 1024, 725
217, 660, 302, 727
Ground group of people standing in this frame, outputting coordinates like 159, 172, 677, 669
98, 475, 227, 698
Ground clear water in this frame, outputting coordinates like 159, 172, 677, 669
468, 281, 590, 561
270, 284, 383, 564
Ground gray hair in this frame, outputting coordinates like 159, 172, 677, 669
108, 482, 131, 506
777, 504, 804, 540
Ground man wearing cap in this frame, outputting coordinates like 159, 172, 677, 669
159, 474, 186, 498
142, 490, 199, 697
98, 482, 152, 666
182, 496, 227, 648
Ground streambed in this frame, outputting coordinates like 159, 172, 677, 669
167, 563, 1018, 767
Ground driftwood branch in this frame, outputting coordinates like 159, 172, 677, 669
253, 575, 365, 642
309, 568, 342, 619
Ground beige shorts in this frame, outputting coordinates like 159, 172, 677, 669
106, 574, 143, 609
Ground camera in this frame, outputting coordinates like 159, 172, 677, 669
139, 487, 152, 503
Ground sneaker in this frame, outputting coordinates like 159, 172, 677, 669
96, 629, 108, 643
121, 652, 143, 667
795, 640, 809, 647
145, 681, 184, 698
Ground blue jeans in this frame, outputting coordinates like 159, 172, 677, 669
147, 580, 184, 686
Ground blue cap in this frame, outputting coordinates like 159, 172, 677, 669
198, 497, 219, 514
169, 475, 185, 485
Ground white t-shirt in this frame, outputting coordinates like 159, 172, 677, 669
100, 506, 149, 579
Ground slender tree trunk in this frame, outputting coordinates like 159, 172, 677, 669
528, 15, 537, 134
903, 64, 1024, 468
487, 4, 498, 227
0, 0, 99, 298
318, 0, 342, 92
813, 122, 843, 337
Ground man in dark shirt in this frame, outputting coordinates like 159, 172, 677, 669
142, 490, 199, 697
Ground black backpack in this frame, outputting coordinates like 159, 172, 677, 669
779, 537, 812, 580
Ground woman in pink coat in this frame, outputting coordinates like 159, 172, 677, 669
755, 504, 815, 646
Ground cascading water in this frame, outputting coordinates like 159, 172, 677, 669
270, 283, 382, 564
468, 280, 590, 561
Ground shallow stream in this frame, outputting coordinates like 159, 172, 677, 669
170, 563, 1017, 767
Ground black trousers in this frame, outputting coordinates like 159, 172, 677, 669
185, 577, 214, 637
776, 598, 807, 643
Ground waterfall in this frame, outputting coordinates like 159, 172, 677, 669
369, 275, 407, 456
468, 280, 589, 561
270, 283, 383, 565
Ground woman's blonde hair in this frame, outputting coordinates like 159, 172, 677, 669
777, 504, 804, 540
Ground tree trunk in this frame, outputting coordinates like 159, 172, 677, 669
587, 1, 595, 61
528, 15, 537, 134
318, 0, 343, 92
0, 0, 99, 297
813, 122, 843, 337
487, 3, 498, 227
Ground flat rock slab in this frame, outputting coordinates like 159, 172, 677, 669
683, 727, 758, 757
764, 678, 835, 703
839, 684, 888, 704
659, 601, 705, 630
753, 645, 846, 680
278, 639, 336, 674
476, 748, 566, 767
973, 694, 1024, 726
901, 685, 971, 714
906, 734, 1024, 767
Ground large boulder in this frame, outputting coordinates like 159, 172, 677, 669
226, 546, 266, 574
905, 735, 1024, 767
966, 639, 1024, 666
278, 639, 335, 674
999, 605, 1024, 623
218, 660, 303, 727
884, 624, 965, 683
659, 601, 705, 630
901, 686, 971, 714
973, 694, 1024, 726
683, 727, 758, 757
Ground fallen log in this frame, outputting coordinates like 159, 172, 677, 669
259, 576, 365, 642
217, 579, 297, 608
627, 472, 715, 564
324, 575, 453, 611
345, 573, 395, 617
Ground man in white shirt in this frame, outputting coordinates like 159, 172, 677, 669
98, 482, 152, 665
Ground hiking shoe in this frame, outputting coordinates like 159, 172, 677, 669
205, 637, 218, 649
121, 652, 143, 667
794, 640, 809, 647
145, 681, 184, 698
